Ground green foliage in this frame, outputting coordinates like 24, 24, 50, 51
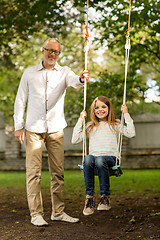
0, 0, 67, 75
0, 0, 160, 124
90, 0, 160, 98
89, 0, 160, 61
59, 30, 85, 72
127, 101, 160, 115
65, 69, 151, 124
64, 0, 160, 123
0, 68, 22, 124
0, 0, 68, 47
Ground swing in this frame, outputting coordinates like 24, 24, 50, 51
78, 164, 123, 177
78, 0, 132, 177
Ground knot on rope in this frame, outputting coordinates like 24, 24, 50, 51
126, 0, 131, 38
85, 0, 89, 41
85, 25, 89, 40
126, 29, 130, 38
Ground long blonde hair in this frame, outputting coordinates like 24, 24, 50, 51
87, 96, 118, 133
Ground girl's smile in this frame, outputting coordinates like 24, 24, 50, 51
95, 100, 109, 121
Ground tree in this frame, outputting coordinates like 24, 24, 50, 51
0, 0, 72, 68
88, 0, 160, 97
0, 0, 160, 124
68, 0, 160, 118
0, 0, 80, 122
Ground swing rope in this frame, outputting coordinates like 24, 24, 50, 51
81, 0, 132, 171
116, 0, 132, 166
82, 0, 89, 164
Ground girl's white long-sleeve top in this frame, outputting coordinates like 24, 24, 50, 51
72, 113, 135, 157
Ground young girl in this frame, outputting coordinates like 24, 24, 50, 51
72, 96, 135, 216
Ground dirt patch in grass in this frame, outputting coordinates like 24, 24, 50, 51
0, 189, 160, 240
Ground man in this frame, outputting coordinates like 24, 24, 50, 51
14, 38, 89, 226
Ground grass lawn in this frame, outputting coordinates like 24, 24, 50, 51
0, 169, 159, 196
0, 169, 160, 240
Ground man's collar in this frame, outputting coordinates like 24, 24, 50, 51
37, 62, 63, 71
54, 62, 63, 71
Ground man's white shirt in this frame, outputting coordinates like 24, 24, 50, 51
14, 62, 83, 133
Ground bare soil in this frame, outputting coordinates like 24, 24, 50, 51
0, 189, 160, 240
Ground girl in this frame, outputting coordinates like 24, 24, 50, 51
72, 96, 135, 216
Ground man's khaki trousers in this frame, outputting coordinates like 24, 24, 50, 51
25, 130, 65, 217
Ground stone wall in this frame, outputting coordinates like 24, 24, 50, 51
0, 112, 160, 170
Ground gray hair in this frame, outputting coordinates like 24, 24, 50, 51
43, 38, 61, 51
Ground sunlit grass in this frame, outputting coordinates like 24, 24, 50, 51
64, 169, 160, 197
0, 169, 160, 197
110, 169, 160, 195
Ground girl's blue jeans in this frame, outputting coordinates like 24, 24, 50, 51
83, 155, 117, 196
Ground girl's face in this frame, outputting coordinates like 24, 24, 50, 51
94, 100, 109, 121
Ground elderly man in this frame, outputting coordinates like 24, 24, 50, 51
14, 38, 89, 226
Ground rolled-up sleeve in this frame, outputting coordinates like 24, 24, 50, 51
65, 67, 83, 88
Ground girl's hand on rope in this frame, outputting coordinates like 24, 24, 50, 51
80, 110, 87, 119
80, 70, 89, 83
121, 104, 128, 114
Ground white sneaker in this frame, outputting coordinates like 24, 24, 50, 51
31, 215, 48, 226
51, 212, 79, 223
